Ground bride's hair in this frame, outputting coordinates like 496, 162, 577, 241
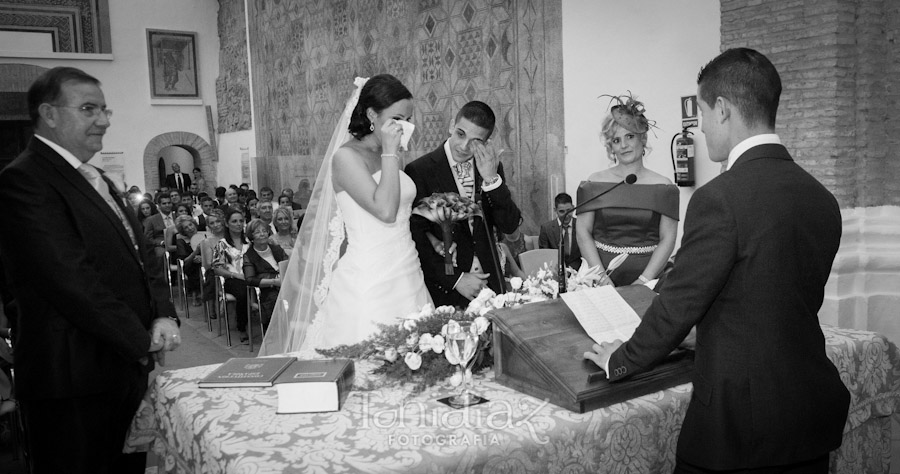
348, 74, 412, 140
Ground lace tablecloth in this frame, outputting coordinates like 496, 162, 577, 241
125, 325, 900, 473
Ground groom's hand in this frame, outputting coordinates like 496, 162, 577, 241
473, 140, 502, 182
456, 272, 490, 300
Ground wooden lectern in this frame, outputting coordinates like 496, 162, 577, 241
491, 285, 694, 413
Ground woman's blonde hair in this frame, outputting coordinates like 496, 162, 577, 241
599, 114, 650, 163
273, 206, 296, 233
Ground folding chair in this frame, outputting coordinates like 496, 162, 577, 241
518, 249, 559, 277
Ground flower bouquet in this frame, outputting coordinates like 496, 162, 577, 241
413, 192, 480, 275
317, 304, 492, 393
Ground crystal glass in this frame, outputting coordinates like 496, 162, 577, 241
445, 323, 480, 408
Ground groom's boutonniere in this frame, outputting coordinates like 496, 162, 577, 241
413, 192, 480, 275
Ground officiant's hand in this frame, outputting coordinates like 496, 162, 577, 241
583, 340, 623, 375
473, 140, 503, 182
456, 271, 490, 300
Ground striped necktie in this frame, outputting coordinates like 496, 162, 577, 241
78, 164, 138, 249
455, 161, 474, 199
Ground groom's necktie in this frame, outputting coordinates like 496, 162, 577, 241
455, 161, 474, 199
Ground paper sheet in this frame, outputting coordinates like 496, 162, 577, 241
560, 286, 641, 345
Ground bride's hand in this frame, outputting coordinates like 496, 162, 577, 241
379, 119, 403, 156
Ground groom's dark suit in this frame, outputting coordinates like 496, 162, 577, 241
606, 144, 849, 469
406, 143, 521, 307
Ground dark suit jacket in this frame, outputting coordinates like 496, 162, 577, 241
197, 213, 207, 232
0, 137, 176, 400
165, 172, 191, 192
405, 144, 521, 307
538, 217, 582, 270
606, 144, 848, 469
142, 212, 172, 248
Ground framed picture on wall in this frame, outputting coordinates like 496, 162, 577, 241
146, 29, 199, 99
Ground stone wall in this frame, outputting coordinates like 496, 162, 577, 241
720, 0, 900, 208
243, 0, 564, 233
215, 0, 251, 133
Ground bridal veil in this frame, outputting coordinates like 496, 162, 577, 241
259, 77, 368, 356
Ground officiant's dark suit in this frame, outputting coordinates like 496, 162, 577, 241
0, 67, 180, 474
589, 49, 849, 472
406, 102, 521, 308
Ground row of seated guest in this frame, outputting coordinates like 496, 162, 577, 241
242, 219, 287, 332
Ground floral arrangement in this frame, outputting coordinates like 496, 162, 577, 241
413, 192, 480, 275
318, 256, 628, 392
317, 304, 492, 393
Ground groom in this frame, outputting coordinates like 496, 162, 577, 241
406, 101, 521, 308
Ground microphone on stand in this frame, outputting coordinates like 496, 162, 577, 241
558, 174, 636, 293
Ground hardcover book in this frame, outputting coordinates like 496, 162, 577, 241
198, 357, 296, 388
275, 359, 355, 414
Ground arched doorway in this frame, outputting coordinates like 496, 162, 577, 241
143, 131, 217, 195
0, 64, 47, 169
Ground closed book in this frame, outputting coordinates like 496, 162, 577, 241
275, 359, 355, 414
198, 357, 296, 388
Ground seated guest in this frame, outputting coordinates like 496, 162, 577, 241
496, 229, 525, 282
258, 200, 276, 234
219, 186, 240, 214
173, 215, 202, 305
539, 193, 582, 271
245, 197, 259, 222
143, 193, 175, 259
281, 188, 303, 210
169, 190, 181, 206
200, 209, 226, 304
243, 219, 287, 332
197, 195, 215, 231
138, 199, 157, 221
259, 186, 277, 210
214, 186, 227, 206
270, 206, 296, 255
212, 208, 250, 342
575, 94, 678, 286
502, 228, 526, 265
277, 194, 293, 212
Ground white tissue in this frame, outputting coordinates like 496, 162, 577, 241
397, 120, 415, 151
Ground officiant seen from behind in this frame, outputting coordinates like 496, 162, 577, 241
574, 93, 678, 287
584, 48, 850, 473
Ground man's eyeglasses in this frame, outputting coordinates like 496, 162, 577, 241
52, 104, 113, 119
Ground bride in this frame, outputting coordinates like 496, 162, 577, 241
260, 75, 432, 356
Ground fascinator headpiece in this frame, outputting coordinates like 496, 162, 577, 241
599, 91, 656, 135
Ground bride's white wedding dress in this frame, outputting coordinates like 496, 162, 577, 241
299, 170, 432, 350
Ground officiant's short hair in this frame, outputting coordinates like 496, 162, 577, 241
455, 101, 495, 138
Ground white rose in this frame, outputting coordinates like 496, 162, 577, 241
472, 316, 490, 335
418, 303, 435, 318
449, 370, 463, 387
418, 333, 434, 352
510, 277, 523, 290
383, 347, 398, 362
403, 319, 418, 331
431, 335, 445, 354
404, 352, 422, 370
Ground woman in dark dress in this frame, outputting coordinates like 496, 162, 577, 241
242, 219, 287, 333
173, 215, 202, 304
575, 94, 679, 286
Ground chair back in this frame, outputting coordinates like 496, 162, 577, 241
200, 239, 214, 270
278, 260, 289, 281
190, 231, 208, 249
524, 235, 539, 251
518, 249, 558, 277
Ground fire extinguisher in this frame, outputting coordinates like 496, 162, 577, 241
670, 129, 695, 187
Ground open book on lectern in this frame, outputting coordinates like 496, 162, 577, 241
490, 285, 694, 413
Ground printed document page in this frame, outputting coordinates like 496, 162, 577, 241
560, 286, 641, 345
